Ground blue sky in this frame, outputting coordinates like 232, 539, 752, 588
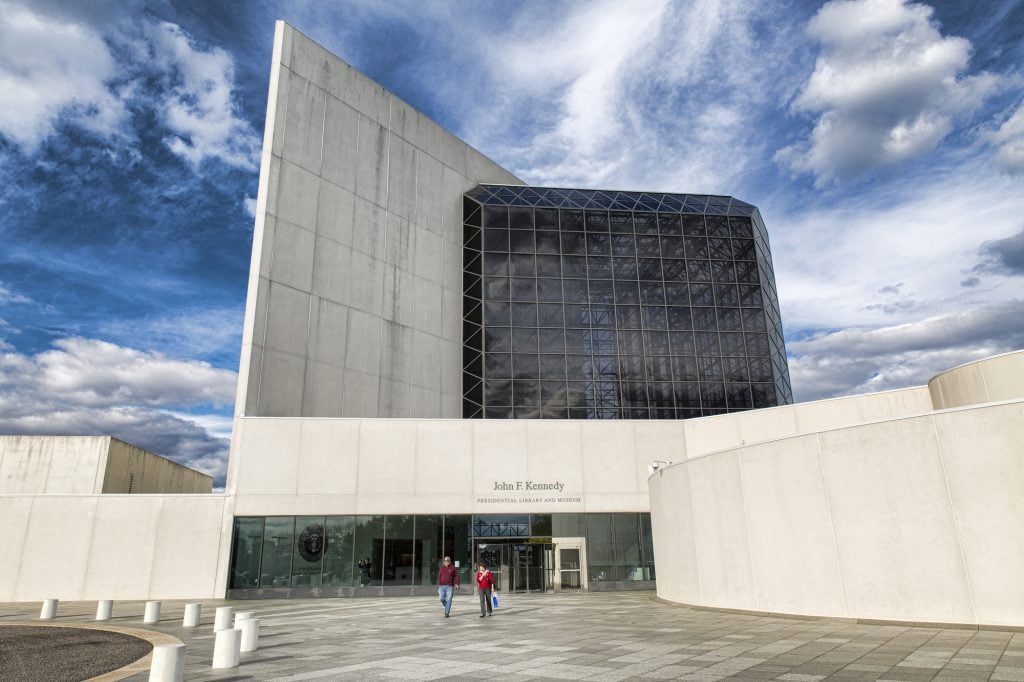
1, 0, 1022, 485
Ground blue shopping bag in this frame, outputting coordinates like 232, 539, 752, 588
491, 593, 499, 608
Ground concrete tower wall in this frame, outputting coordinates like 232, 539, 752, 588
236, 22, 521, 421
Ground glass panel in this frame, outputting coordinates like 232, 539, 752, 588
561, 231, 587, 254
444, 515, 473, 584
510, 230, 535, 253
229, 517, 264, 589
509, 207, 533, 230
415, 516, 444, 586
291, 516, 326, 587
553, 513, 585, 537
259, 517, 294, 588
353, 515, 385, 587
474, 514, 530, 537
560, 210, 585, 232
536, 230, 561, 254
323, 516, 355, 588
536, 255, 561, 277
383, 515, 415, 587
483, 205, 508, 228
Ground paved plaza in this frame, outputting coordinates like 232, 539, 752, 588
1, 592, 1023, 681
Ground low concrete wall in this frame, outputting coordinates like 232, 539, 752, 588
0, 436, 213, 495
104, 438, 213, 493
0, 494, 232, 601
649, 399, 1024, 627
929, 349, 1024, 409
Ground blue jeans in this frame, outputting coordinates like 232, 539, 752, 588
438, 585, 454, 615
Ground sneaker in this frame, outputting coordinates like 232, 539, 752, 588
479, 614, 485, 618
444, 613, 449, 618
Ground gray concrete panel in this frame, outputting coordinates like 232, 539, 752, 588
410, 385, 442, 418
262, 282, 310, 356
387, 134, 417, 220
320, 95, 359, 191
306, 296, 348, 367
379, 320, 413, 384
414, 149, 444, 235
411, 330, 441, 389
281, 73, 326, 174
354, 113, 388, 207
344, 308, 382, 376
256, 348, 307, 416
377, 377, 413, 417
384, 213, 414, 270
268, 218, 315, 292
310, 235, 352, 305
302, 359, 346, 417
341, 369, 380, 417
347, 249, 385, 316
351, 195, 385, 258
274, 158, 320, 232
315, 178, 354, 245
413, 228, 442, 284
413, 276, 443, 338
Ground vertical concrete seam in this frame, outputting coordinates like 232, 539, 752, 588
686, 459, 704, 605
376, 95, 393, 416
734, 448, 760, 611
932, 415, 978, 624
816, 432, 851, 617
77, 495, 101, 599
144, 496, 165, 599
980, 364, 992, 404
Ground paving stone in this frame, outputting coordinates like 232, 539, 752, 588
0, 592, 1021, 681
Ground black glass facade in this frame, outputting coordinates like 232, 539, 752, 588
227, 512, 654, 596
463, 185, 792, 419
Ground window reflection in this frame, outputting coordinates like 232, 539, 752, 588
464, 193, 791, 420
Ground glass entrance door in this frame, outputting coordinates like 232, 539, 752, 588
475, 540, 553, 593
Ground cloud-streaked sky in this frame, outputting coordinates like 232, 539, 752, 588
1, 0, 1022, 485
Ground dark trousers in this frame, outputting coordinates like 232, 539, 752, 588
479, 587, 492, 615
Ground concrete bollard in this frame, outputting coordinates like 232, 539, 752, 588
40, 599, 59, 620
182, 603, 202, 628
96, 600, 113, 621
211, 627, 241, 669
233, 610, 255, 626
239, 618, 259, 653
213, 606, 234, 631
149, 642, 185, 682
144, 600, 161, 624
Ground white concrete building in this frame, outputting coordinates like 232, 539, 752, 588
0, 22, 1019, 628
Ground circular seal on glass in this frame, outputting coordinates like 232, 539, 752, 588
297, 524, 325, 562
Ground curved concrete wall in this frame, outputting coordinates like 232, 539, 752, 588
928, 349, 1024, 409
649, 399, 1024, 626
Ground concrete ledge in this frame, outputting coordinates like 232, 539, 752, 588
651, 596, 1024, 632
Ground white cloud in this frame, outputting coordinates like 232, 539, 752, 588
770, 160, 1024, 332
100, 307, 244, 359
0, 4, 259, 170
788, 300, 1024, 401
0, 2, 129, 151
0, 282, 32, 305
0, 337, 235, 482
0, 337, 236, 410
984, 100, 1024, 174
145, 21, 261, 169
777, 0, 1000, 184
465, 0, 804, 193
243, 194, 258, 219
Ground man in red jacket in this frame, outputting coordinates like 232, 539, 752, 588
476, 562, 495, 618
437, 556, 460, 618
